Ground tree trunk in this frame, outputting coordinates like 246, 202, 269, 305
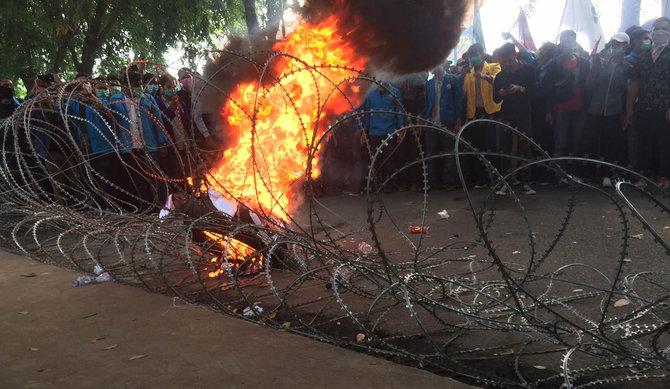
265, 0, 283, 40
242, 0, 260, 36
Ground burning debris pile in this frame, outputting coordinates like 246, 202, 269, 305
1, 1, 670, 388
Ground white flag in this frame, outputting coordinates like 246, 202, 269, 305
559, 0, 605, 52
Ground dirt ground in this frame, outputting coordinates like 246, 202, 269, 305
0, 250, 474, 388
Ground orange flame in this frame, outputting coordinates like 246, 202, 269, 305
209, 16, 369, 220
204, 231, 262, 278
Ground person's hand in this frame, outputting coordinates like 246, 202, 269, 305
623, 111, 634, 130
545, 112, 553, 126
509, 84, 524, 94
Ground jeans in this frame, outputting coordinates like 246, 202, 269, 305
553, 108, 587, 174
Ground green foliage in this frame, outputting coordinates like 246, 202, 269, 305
0, 0, 247, 85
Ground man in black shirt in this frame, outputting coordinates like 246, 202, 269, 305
492, 43, 537, 195
624, 16, 670, 187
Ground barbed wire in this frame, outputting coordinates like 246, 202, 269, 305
1, 52, 669, 388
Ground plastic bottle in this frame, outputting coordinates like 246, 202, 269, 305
357, 242, 373, 255
72, 275, 95, 287
95, 272, 114, 283
326, 266, 354, 289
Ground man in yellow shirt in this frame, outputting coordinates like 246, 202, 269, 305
462, 44, 502, 188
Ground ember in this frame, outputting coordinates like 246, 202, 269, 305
203, 231, 263, 278
208, 15, 370, 221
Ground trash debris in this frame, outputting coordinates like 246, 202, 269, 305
357, 241, 373, 255
242, 305, 264, 317
438, 210, 450, 219
356, 333, 366, 343
72, 271, 115, 287
326, 266, 354, 289
268, 312, 277, 320
664, 226, 670, 230
497, 349, 515, 356
409, 226, 429, 234
631, 234, 644, 240
282, 322, 291, 328
623, 258, 633, 263
533, 365, 547, 370
82, 313, 98, 319
614, 299, 631, 308
18, 311, 28, 315
103, 344, 118, 351
30, 347, 39, 352
129, 355, 147, 361
21, 272, 36, 277
512, 250, 521, 255
572, 289, 584, 293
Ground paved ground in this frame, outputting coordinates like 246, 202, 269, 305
0, 250, 473, 389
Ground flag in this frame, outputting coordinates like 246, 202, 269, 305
517, 8, 537, 52
558, 0, 605, 52
620, 0, 641, 32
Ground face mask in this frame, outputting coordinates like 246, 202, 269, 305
111, 85, 122, 94
96, 89, 109, 98
164, 88, 175, 98
641, 39, 652, 51
0, 86, 15, 100
469, 56, 482, 68
147, 85, 159, 94
652, 29, 670, 47
132, 87, 143, 96
611, 47, 625, 58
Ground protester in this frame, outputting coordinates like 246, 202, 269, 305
462, 43, 502, 188
420, 63, 462, 191
624, 17, 670, 187
492, 42, 537, 195
357, 82, 405, 193
584, 33, 632, 187
543, 30, 590, 184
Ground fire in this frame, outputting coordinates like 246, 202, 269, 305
208, 16, 369, 220
203, 231, 262, 278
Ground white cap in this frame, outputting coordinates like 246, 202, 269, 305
611, 32, 630, 44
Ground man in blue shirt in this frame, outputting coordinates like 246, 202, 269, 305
357, 83, 405, 193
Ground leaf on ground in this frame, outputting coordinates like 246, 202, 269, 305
631, 233, 644, 240
498, 349, 515, 355
512, 250, 521, 255
356, 333, 366, 343
282, 322, 291, 328
30, 347, 39, 352
614, 298, 631, 308
129, 354, 147, 360
21, 273, 37, 277
18, 311, 29, 315
82, 313, 98, 319
103, 344, 118, 351
572, 289, 584, 293
533, 365, 547, 370
268, 312, 277, 320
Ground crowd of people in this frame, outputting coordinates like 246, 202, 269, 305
2, 16, 670, 210
0, 63, 222, 212
319, 16, 670, 197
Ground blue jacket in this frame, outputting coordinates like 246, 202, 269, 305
361, 84, 404, 136
84, 99, 118, 155
421, 74, 463, 126
108, 93, 168, 153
